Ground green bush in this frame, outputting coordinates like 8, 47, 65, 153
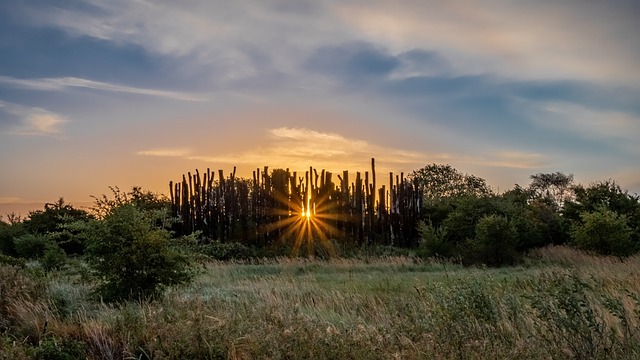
0, 221, 26, 257
571, 208, 634, 257
0, 253, 25, 267
196, 241, 257, 261
440, 196, 505, 246
23, 198, 92, 255
41, 245, 67, 272
13, 232, 67, 271
86, 204, 193, 302
13, 234, 51, 259
465, 214, 519, 266
35, 337, 86, 360
513, 200, 570, 249
416, 221, 451, 259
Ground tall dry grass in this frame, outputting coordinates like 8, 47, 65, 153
1, 246, 640, 359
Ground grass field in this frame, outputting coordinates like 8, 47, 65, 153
2, 246, 640, 359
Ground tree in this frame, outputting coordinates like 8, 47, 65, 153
23, 198, 92, 255
91, 186, 170, 219
0, 218, 25, 257
86, 204, 193, 302
529, 172, 574, 209
466, 214, 518, 266
440, 195, 505, 246
565, 181, 639, 221
416, 220, 450, 258
502, 185, 570, 247
571, 207, 634, 257
13, 233, 50, 259
409, 164, 492, 200
564, 180, 640, 246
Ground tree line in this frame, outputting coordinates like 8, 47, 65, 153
1, 161, 639, 300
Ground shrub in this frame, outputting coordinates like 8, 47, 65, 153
86, 204, 193, 302
0, 221, 26, 257
41, 245, 67, 272
416, 221, 451, 258
0, 253, 25, 267
440, 196, 505, 246
465, 214, 519, 266
571, 208, 634, 257
196, 241, 257, 261
35, 337, 86, 360
23, 198, 92, 255
13, 234, 51, 259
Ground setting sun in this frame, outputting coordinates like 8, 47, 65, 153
302, 200, 314, 220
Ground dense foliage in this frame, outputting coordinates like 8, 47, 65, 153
410, 163, 492, 199
415, 171, 639, 265
23, 198, 93, 255
0, 165, 638, 299
571, 207, 634, 257
86, 204, 193, 301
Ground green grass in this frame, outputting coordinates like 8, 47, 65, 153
2, 247, 640, 359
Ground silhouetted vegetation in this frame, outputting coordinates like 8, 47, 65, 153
0, 160, 638, 269
23, 198, 93, 255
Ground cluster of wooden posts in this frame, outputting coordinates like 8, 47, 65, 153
169, 159, 422, 247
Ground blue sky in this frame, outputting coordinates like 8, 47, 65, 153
1, 0, 639, 212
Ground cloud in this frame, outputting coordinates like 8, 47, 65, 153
136, 148, 193, 157
22, 0, 349, 85
137, 127, 441, 172
200, 127, 437, 168
137, 127, 548, 175
0, 76, 205, 101
476, 151, 547, 169
528, 101, 640, 149
611, 168, 640, 196
17, 0, 640, 93
333, 0, 640, 85
0, 101, 68, 136
305, 42, 400, 83
0, 196, 36, 204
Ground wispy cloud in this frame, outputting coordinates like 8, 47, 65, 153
333, 1, 640, 85
137, 127, 438, 172
24, 1, 346, 85
196, 127, 439, 169
0, 76, 205, 101
528, 101, 640, 152
476, 151, 547, 169
136, 148, 194, 157
20, 0, 640, 90
137, 127, 547, 174
0, 101, 68, 137
0, 196, 42, 204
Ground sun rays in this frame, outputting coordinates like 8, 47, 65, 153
262, 182, 341, 257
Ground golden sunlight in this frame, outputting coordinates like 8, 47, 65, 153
262, 186, 339, 257
302, 200, 313, 220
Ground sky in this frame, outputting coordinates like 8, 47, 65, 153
1, 0, 639, 215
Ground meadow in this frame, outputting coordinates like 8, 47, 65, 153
2, 246, 640, 359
